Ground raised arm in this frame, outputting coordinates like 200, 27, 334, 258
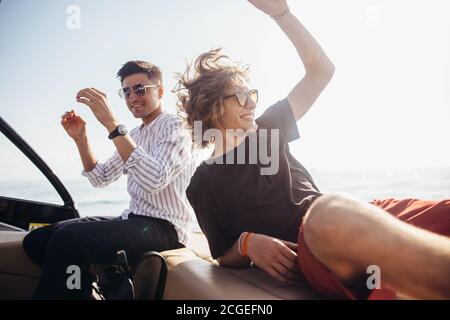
61, 110, 98, 172
76, 88, 137, 163
248, 0, 335, 121
61, 110, 123, 187
75, 88, 192, 193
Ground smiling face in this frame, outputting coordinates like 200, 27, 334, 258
121, 72, 164, 125
219, 83, 258, 132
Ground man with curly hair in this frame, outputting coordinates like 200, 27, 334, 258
176, 0, 450, 299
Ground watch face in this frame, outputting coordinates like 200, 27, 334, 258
117, 125, 128, 135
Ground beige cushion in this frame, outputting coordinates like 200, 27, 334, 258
161, 232, 321, 300
0, 230, 321, 300
0, 231, 40, 277
0, 231, 41, 299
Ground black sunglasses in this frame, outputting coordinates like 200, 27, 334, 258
118, 83, 159, 100
223, 89, 258, 107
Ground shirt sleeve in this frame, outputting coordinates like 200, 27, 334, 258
256, 98, 300, 143
186, 170, 235, 259
123, 119, 193, 195
81, 151, 124, 187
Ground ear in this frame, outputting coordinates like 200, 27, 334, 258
158, 84, 164, 99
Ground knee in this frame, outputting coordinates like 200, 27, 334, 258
301, 193, 372, 253
22, 228, 52, 267
301, 194, 367, 282
303, 193, 357, 240
22, 232, 40, 266
22, 230, 38, 253
49, 225, 83, 250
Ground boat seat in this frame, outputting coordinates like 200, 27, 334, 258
161, 231, 321, 300
0, 231, 40, 299
0, 230, 322, 300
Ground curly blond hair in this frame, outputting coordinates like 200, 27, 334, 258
174, 48, 249, 148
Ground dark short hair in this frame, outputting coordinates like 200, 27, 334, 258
117, 60, 163, 84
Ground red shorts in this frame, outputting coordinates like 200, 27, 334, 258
297, 198, 450, 299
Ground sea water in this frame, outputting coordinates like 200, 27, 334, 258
1, 167, 449, 222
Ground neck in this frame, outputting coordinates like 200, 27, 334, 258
141, 106, 162, 125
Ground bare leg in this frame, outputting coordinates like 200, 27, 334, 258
302, 194, 450, 299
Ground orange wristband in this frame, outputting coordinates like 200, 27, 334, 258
242, 232, 253, 257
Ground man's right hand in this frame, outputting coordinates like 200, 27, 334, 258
61, 110, 87, 141
246, 233, 302, 283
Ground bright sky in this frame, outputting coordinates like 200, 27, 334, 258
1, 0, 449, 181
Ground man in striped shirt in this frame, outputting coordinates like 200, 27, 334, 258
22, 61, 196, 299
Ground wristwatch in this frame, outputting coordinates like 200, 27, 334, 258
108, 124, 128, 140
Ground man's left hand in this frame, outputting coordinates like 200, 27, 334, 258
76, 88, 119, 132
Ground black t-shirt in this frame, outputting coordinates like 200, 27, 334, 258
186, 99, 322, 259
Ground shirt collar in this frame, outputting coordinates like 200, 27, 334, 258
139, 111, 166, 131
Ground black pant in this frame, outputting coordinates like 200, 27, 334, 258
22, 214, 182, 300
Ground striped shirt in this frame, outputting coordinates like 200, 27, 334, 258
82, 112, 196, 245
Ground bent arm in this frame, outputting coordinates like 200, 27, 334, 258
105, 121, 138, 163
274, 7, 335, 121
218, 232, 300, 282
74, 135, 97, 172
217, 237, 251, 268
78, 136, 124, 188
124, 125, 192, 194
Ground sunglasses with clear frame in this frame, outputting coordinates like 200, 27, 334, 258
118, 83, 159, 100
